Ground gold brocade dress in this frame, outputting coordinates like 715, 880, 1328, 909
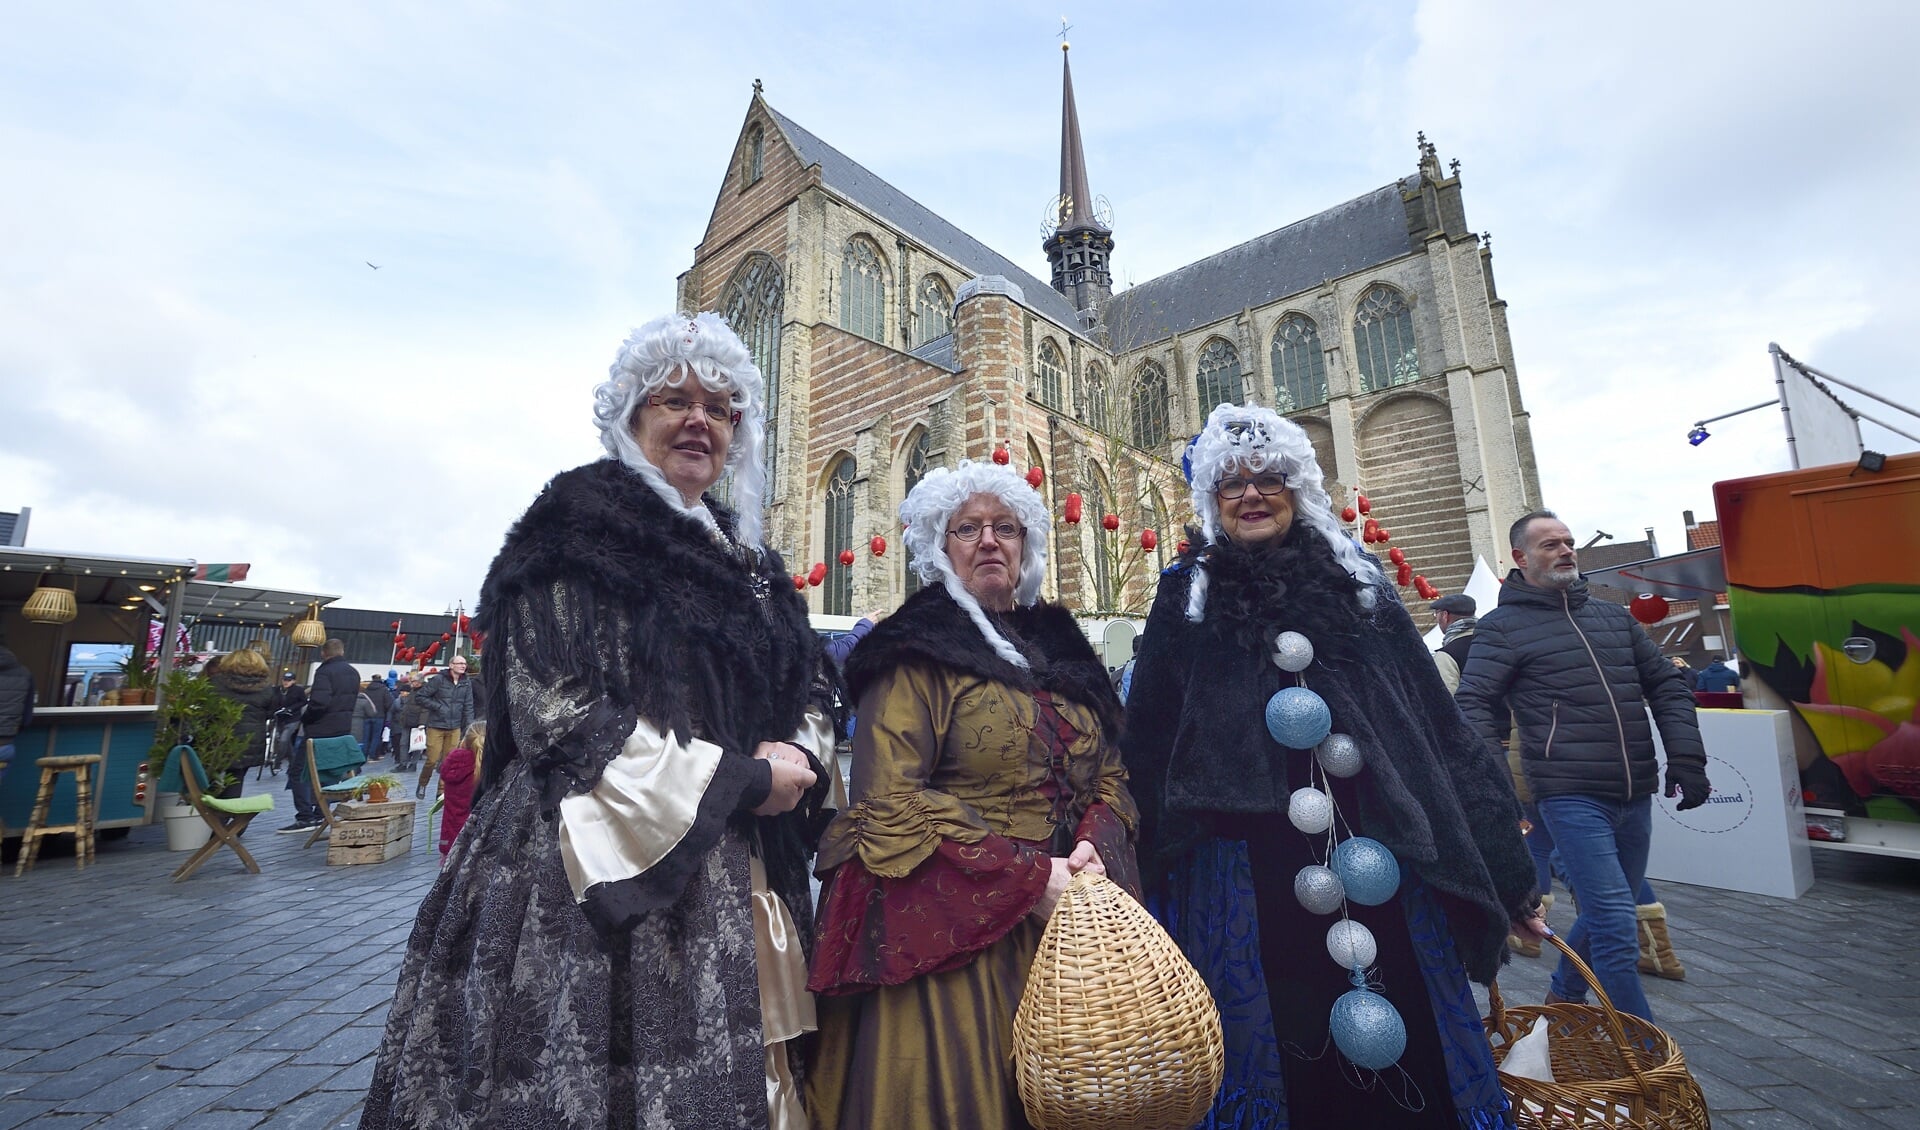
806, 660, 1138, 1130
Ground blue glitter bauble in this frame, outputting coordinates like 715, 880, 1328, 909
1265, 686, 1332, 749
1330, 988, 1407, 1069
1331, 837, 1401, 906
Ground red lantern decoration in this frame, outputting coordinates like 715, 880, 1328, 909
1140, 528, 1158, 551
390, 620, 401, 630
1101, 513, 1120, 531
1376, 528, 1390, 543
1629, 594, 1670, 624
1387, 547, 1406, 566
1413, 574, 1429, 593
1357, 495, 1372, 515
1176, 539, 1190, 555
870, 535, 887, 557
991, 446, 1010, 465
1341, 506, 1357, 523
793, 575, 806, 590
838, 549, 856, 566
1026, 466, 1044, 488
1397, 562, 1413, 586
1064, 492, 1084, 523
807, 562, 827, 587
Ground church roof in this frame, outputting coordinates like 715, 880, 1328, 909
1105, 177, 1421, 347
763, 105, 1086, 330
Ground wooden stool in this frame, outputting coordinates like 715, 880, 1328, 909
15, 755, 103, 876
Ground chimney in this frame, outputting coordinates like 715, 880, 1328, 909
1645, 527, 1659, 558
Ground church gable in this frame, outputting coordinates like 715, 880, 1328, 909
699, 98, 814, 261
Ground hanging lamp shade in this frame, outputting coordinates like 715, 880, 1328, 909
289, 602, 327, 648
23, 576, 78, 625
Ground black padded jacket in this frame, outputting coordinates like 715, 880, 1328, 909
1455, 570, 1707, 803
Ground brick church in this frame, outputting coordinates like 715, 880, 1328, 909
675, 50, 1543, 624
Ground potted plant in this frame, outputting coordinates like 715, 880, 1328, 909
361, 774, 402, 804
118, 656, 155, 705
149, 670, 246, 850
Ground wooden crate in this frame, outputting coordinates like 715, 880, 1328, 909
338, 799, 416, 821
328, 833, 413, 866
330, 811, 411, 847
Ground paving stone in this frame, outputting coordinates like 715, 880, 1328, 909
0, 1101, 59, 1130
263, 1088, 364, 1128
211, 1065, 337, 1111
1750, 1083, 1887, 1130
290, 1025, 384, 1068
11, 1034, 142, 1074
18, 1055, 147, 1101
1721, 1111, 1820, 1129
54, 1065, 185, 1112
250, 1012, 353, 1053
154, 1028, 259, 1071
188, 1050, 293, 1088
98, 1084, 235, 1128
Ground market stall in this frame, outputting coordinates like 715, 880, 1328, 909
1, 546, 336, 837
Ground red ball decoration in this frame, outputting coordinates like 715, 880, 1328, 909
1064, 492, 1084, 523
390, 620, 401, 630
991, 446, 1010, 465
1387, 547, 1406, 565
807, 562, 827, 587
1341, 506, 1358, 523
1025, 466, 1044, 488
1397, 562, 1413, 586
793, 575, 806, 590
1140, 529, 1158, 551
440, 632, 452, 642
1362, 529, 1378, 544
1376, 528, 1390, 543
1629, 594, 1670, 624
870, 535, 887, 557
1357, 495, 1372, 515
1413, 574, 1429, 592
1176, 539, 1191, 555
838, 549, 856, 566
1101, 513, 1120, 531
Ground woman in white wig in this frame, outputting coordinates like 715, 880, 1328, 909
362, 312, 837, 1129
1122, 403, 1543, 1129
806, 459, 1140, 1129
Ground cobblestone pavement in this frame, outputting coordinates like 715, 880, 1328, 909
3, 784, 1918, 1128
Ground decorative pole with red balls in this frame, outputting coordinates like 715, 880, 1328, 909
1341, 486, 1448, 603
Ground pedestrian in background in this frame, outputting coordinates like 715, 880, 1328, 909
411, 656, 479, 799
360, 674, 392, 760
435, 721, 484, 860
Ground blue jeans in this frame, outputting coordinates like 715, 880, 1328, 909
360, 718, 383, 758
1537, 793, 1656, 1021
0, 742, 13, 788
286, 759, 320, 822
1526, 799, 1658, 904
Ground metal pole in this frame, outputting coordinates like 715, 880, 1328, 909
454, 599, 464, 660
1769, 343, 1801, 470
152, 563, 191, 709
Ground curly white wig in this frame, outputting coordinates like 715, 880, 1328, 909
1184, 402, 1382, 621
593, 312, 770, 549
900, 460, 1052, 668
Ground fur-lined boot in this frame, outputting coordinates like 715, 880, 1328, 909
1508, 892, 1553, 958
1636, 901, 1686, 980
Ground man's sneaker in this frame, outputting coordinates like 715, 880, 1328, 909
277, 818, 321, 834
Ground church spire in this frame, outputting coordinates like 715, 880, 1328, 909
1044, 40, 1114, 318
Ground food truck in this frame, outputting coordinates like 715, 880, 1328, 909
1715, 451, 1920, 858
1, 545, 336, 840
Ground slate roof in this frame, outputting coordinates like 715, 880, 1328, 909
909, 332, 959, 372
1104, 178, 1420, 347
764, 106, 1086, 331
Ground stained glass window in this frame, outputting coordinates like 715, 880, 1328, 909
840, 238, 886, 342
1270, 313, 1328, 411
824, 456, 857, 616
1132, 362, 1169, 449
1084, 362, 1109, 431
914, 275, 953, 346
1195, 338, 1245, 414
1355, 285, 1419, 392
1035, 339, 1066, 410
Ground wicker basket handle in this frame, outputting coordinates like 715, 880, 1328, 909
1541, 933, 1660, 1101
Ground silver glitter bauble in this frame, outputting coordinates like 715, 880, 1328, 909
1316, 733, 1364, 778
1271, 630, 1315, 672
1293, 864, 1346, 915
1326, 919, 1378, 970
1287, 787, 1334, 835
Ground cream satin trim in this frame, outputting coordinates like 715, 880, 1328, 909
557, 718, 723, 903
765, 1042, 806, 1130
750, 853, 816, 1045
790, 705, 846, 810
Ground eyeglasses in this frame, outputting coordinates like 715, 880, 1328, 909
946, 521, 1026, 543
1215, 472, 1290, 500
646, 394, 741, 426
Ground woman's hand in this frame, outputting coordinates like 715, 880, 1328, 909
751, 743, 817, 815
1065, 839, 1105, 877
1031, 858, 1074, 921
1511, 904, 1552, 941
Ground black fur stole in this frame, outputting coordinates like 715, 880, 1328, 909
845, 585, 1123, 737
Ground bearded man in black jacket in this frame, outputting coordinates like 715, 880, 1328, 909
1456, 510, 1711, 1022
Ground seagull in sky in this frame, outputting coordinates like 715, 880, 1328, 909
366, 261, 381, 270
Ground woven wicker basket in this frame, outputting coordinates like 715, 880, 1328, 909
1012, 871, 1224, 1130
1486, 934, 1711, 1129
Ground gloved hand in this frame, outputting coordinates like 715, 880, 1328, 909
1665, 765, 1711, 811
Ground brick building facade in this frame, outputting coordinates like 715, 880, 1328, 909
677, 58, 1543, 625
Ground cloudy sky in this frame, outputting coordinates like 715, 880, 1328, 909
3, 0, 1915, 614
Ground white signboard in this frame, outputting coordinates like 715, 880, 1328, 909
1646, 708, 1813, 899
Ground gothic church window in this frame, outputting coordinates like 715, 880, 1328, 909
722, 254, 784, 490
1084, 362, 1110, 432
1132, 362, 1170, 449
743, 125, 764, 186
914, 275, 953, 346
840, 238, 886, 342
1195, 338, 1244, 414
1270, 313, 1328, 411
901, 430, 930, 597
1035, 339, 1066, 411
1354, 285, 1419, 393
824, 456, 857, 616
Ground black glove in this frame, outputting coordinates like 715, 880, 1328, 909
1665, 765, 1711, 811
